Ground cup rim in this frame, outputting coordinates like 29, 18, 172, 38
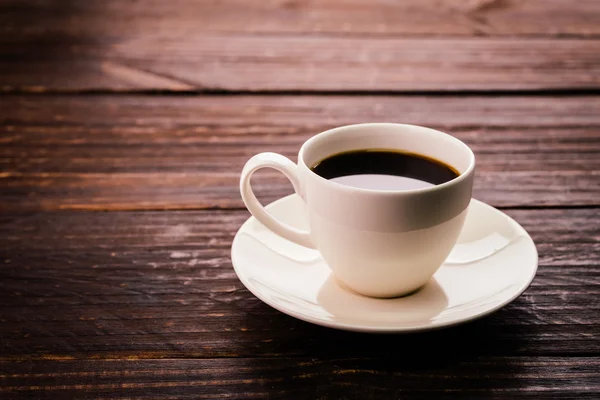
298, 122, 476, 196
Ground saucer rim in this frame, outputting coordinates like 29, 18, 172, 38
231, 194, 538, 333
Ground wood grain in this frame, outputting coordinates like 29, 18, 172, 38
2, 1, 600, 91
2, 37, 599, 92
1, 209, 598, 360
1, 358, 599, 399
2, 0, 598, 396
2, 95, 599, 211
4, 0, 600, 38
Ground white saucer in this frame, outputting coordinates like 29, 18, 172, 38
231, 194, 538, 333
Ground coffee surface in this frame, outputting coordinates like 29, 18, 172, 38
310, 149, 459, 191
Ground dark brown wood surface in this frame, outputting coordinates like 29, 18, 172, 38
2, 1, 600, 92
1, 1, 599, 398
1, 208, 599, 360
2, 358, 599, 399
2, 95, 599, 211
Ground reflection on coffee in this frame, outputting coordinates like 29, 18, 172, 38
310, 149, 459, 191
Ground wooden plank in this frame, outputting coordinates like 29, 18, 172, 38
5, 94, 600, 128
2, 1, 600, 91
2, 95, 600, 210
4, 0, 600, 38
1, 358, 599, 399
0, 0, 600, 91
2, 36, 599, 92
1, 209, 599, 359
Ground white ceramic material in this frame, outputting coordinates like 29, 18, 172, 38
231, 194, 538, 333
240, 123, 476, 297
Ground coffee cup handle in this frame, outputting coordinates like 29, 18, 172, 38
240, 152, 315, 249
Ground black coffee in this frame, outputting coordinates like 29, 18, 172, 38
310, 149, 459, 191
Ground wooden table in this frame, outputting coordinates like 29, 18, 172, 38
1, 1, 599, 398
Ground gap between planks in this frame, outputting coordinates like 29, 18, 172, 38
1, 354, 600, 362
3, 88, 600, 96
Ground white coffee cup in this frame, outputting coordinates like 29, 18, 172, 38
240, 123, 475, 298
